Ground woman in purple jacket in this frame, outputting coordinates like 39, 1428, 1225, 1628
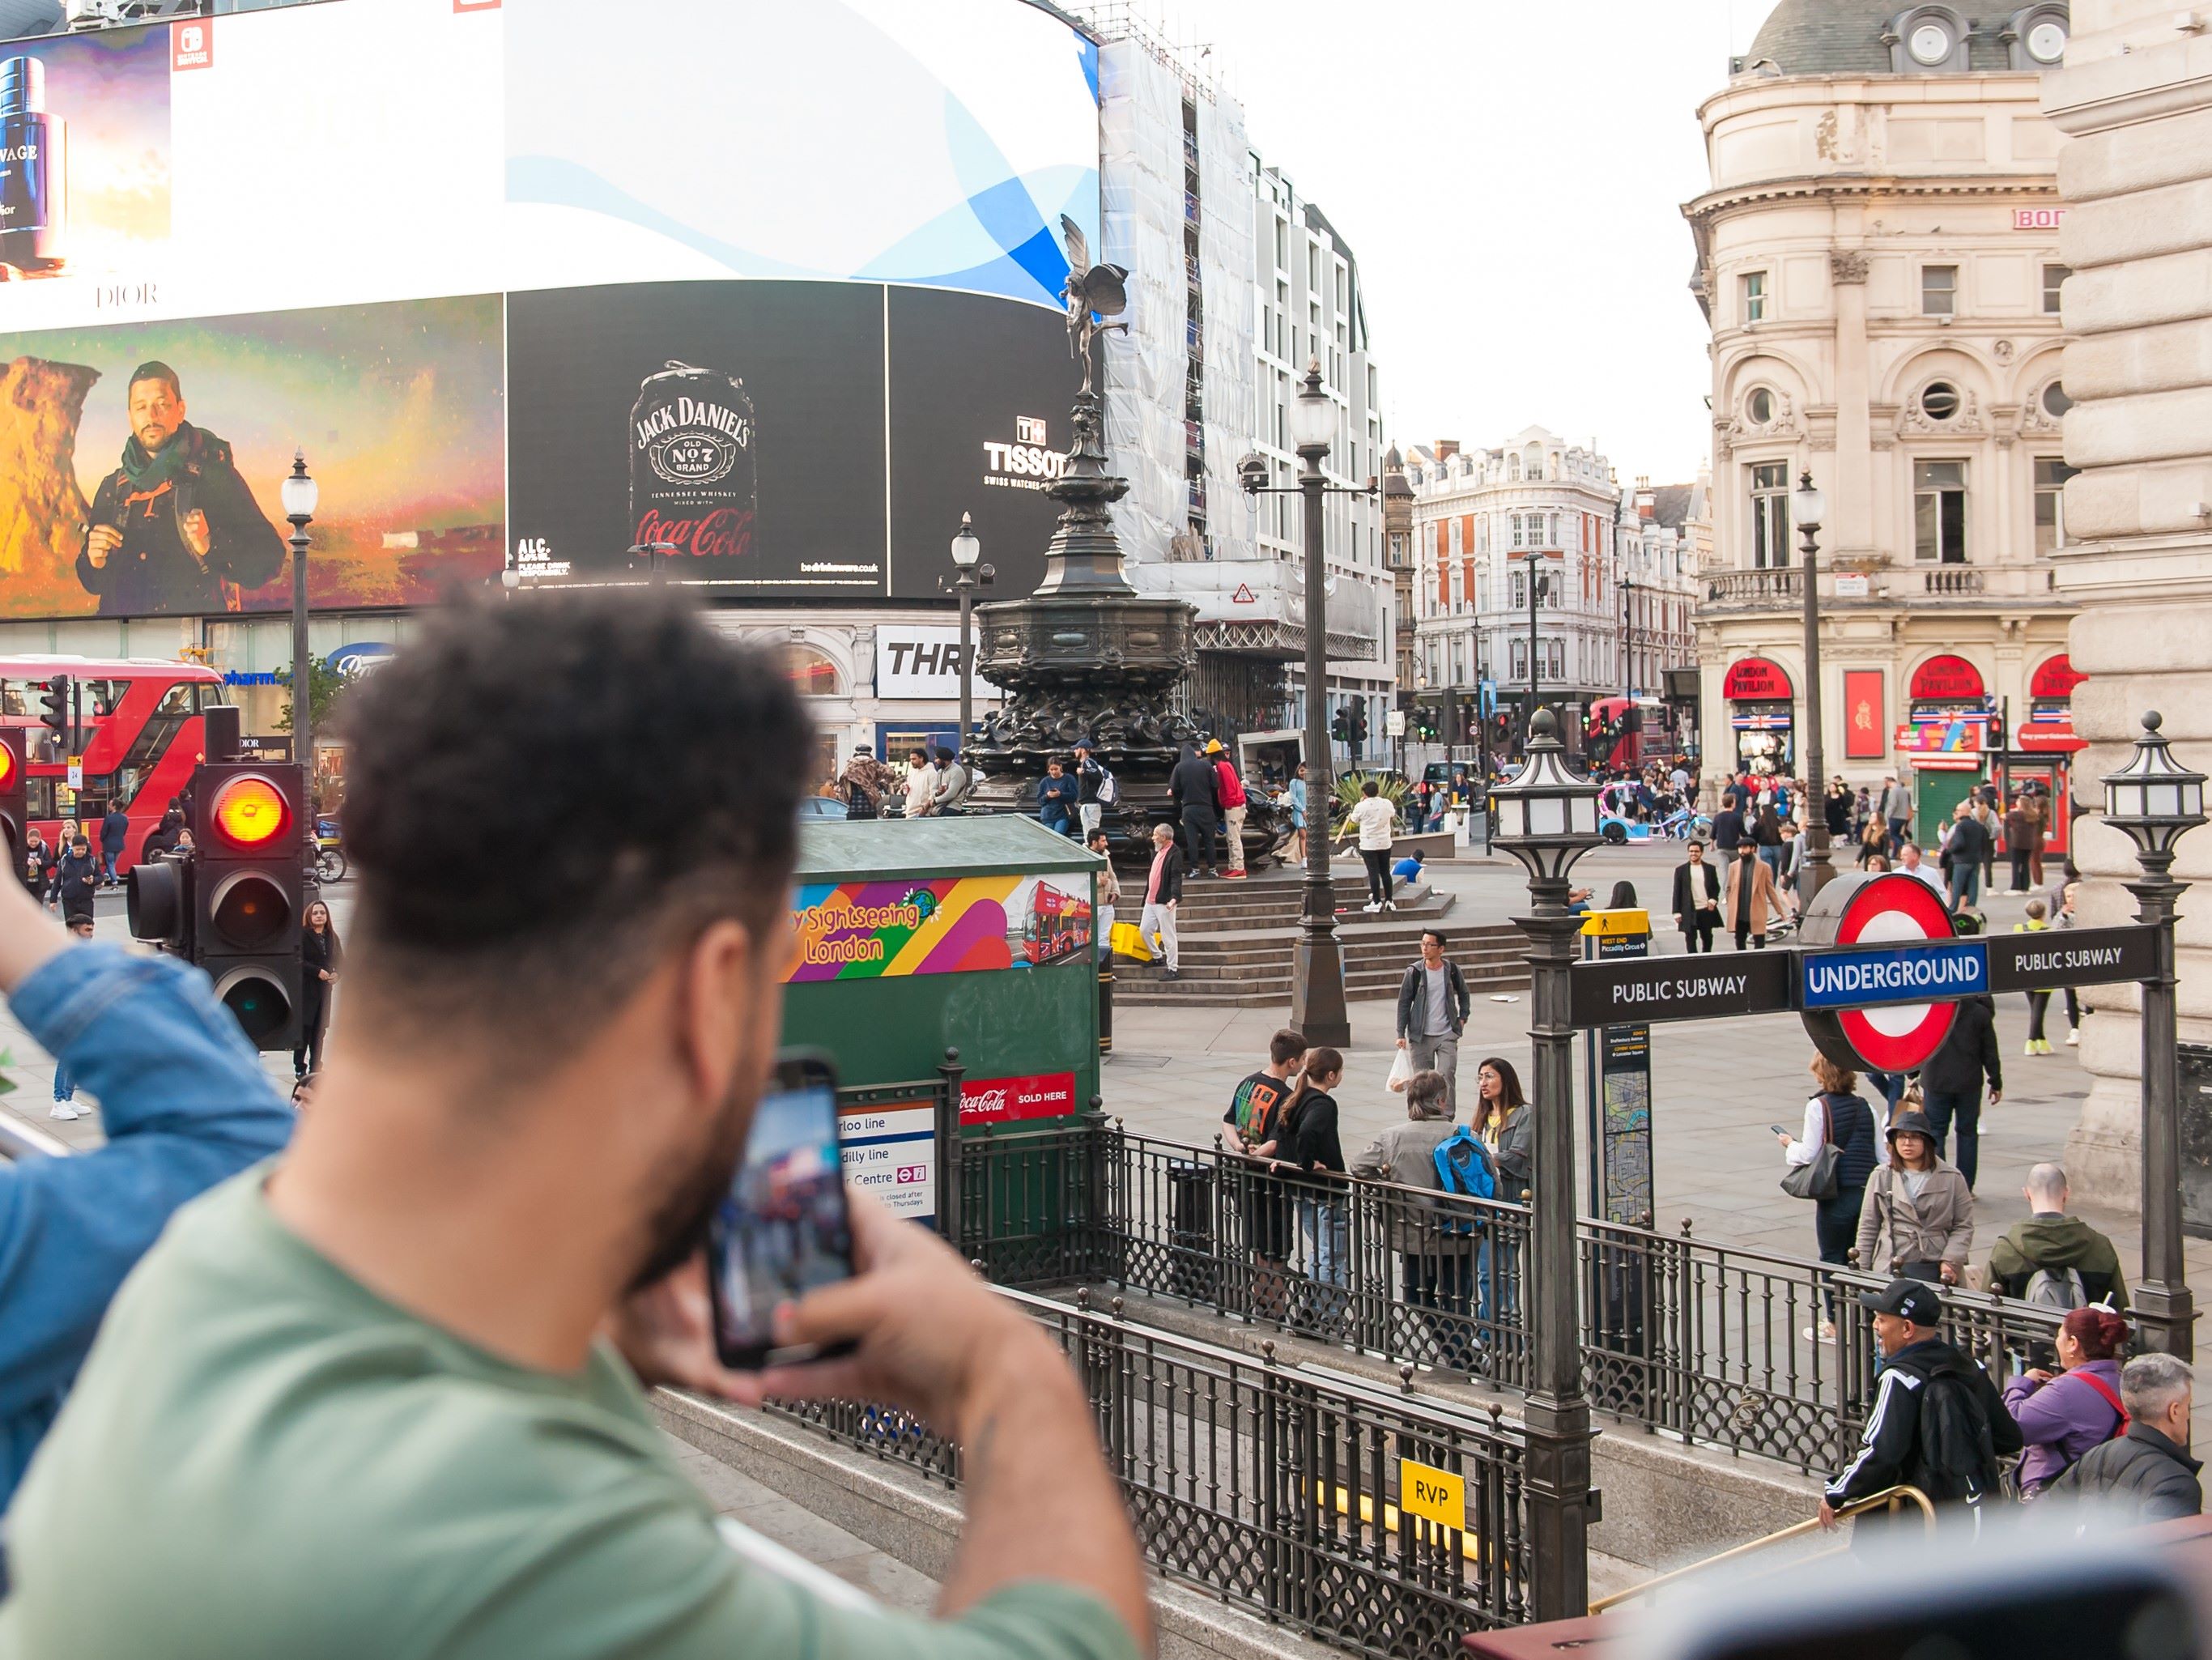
2003, 1305, 2130, 1498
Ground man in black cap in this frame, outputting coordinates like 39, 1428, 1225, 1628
1819, 1278, 2020, 1535
76, 361, 285, 617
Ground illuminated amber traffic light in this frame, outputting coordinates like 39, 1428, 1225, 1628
210, 775, 293, 850
189, 761, 307, 1050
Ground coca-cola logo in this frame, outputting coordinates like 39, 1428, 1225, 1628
649, 432, 738, 485
634, 507, 754, 560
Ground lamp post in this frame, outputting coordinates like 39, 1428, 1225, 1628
1790, 471, 1833, 900
1525, 544, 1542, 757
948, 513, 986, 744
1490, 707, 1603, 1620
1620, 574, 1636, 700
1236, 364, 1366, 1045
1288, 362, 1350, 1046
2101, 711, 2208, 1358
279, 450, 318, 796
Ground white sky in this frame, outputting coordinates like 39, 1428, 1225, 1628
1121, 1, 1776, 485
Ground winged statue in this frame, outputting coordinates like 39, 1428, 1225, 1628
1059, 212, 1130, 398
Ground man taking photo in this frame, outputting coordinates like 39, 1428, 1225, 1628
0, 591, 1151, 1660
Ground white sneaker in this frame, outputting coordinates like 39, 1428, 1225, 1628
2066, 1028, 2080, 1046
48, 1100, 83, 1122
1362, 901, 1381, 913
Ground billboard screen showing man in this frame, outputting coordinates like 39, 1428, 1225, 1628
77, 361, 283, 617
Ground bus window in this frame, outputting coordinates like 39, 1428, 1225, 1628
152, 684, 193, 719
0, 682, 23, 718
25, 778, 55, 819
193, 684, 232, 712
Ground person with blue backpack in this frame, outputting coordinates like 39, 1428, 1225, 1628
1471, 1057, 1529, 1338
1351, 1070, 1483, 1373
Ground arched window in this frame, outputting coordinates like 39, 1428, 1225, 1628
781, 644, 841, 696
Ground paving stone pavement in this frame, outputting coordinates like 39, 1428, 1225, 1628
1102, 841, 2212, 1321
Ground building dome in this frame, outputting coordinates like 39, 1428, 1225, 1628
1743, 0, 2015, 77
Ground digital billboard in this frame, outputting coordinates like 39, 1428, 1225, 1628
0, 0, 1101, 619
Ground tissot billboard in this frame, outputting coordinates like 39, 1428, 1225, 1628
0, 0, 1100, 618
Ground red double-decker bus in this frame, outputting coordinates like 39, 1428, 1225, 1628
0, 654, 229, 873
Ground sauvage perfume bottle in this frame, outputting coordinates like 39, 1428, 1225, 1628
0, 55, 66, 273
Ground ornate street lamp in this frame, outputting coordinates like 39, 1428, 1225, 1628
2103, 711, 2207, 1356
279, 450, 318, 806
1488, 706, 1602, 1620
1790, 470, 1833, 900
946, 513, 991, 745
1285, 364, 1349, 1045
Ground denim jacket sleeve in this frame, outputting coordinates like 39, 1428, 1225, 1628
0, 945, 295, 1428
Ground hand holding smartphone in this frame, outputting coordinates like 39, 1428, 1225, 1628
705, 1053, 858, 1371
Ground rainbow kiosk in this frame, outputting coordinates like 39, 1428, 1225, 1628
781, 815, 1104, 1258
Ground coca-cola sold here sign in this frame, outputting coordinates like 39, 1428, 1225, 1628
961, 1071, 1078, 1127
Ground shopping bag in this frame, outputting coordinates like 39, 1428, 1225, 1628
1385, 1047, 1413, 1093
1111, 921, 1153, 962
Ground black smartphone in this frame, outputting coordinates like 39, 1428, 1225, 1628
1768, 1124, 1789, 1137
705, 1053, 857, 1371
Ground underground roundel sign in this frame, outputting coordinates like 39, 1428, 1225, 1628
1797, 873, 1963, 1074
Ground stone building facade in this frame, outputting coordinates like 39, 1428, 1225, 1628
1685, 0, 2081, 834
2041, 1, 2212, 1207
1405, 428, 1627, 753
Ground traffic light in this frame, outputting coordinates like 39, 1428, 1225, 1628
126, 850, 193, 956
1351, 706, 1369, 742
0, 728, 21, 863
193, 762, 305, 1049
37, 675, 68, 747
1331, 705, 1351, 744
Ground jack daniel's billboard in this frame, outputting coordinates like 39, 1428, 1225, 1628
507, 280, 1076, 601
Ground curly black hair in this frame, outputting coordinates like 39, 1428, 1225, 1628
337, 590, 812, 1063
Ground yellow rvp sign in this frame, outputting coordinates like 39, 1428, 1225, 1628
1399, 1458, 1465, 1531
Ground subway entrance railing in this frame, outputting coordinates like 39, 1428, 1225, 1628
951, 1117, 2065, 1477
766, 1282, 1533, 1658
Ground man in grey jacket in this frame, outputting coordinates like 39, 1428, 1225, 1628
1395, 930, 1470, 1109
2047, 1353, 2201, 1522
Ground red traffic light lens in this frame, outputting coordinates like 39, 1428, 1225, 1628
211, 776, 292, 849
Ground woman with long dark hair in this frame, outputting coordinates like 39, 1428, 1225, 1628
1474, 1056, 1529, 1334
296, 899, 341, 1080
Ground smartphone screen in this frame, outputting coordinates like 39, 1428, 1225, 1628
706, 1054, 857, 1370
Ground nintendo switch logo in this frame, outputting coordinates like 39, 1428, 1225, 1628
172, 20, 211, 70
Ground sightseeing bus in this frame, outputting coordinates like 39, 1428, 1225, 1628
1020, 880, 1093, 968
0, 654, 230, 873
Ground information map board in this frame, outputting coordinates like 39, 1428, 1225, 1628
1580, 910, 1655, 1228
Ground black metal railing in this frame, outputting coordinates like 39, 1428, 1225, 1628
768, 1283, 1532, 1654
953, 1122, 2065, 1475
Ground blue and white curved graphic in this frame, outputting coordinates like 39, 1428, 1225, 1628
506, 0, 1101, 311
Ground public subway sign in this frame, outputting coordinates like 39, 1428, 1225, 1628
1568, 879, 2157, 1072
1569, 951, 1793, 1028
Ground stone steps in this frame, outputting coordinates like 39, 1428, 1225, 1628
1112, 922, 1530, 1007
